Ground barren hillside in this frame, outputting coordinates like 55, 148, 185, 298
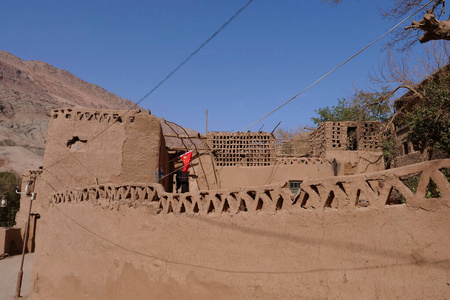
0, 51, 137, 174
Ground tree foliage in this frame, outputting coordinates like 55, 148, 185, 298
311, 88, 393, 125
275, 127, 311, 155
402, 70, 450, 159
312, 66, 450, 163
0, 172, 21, 227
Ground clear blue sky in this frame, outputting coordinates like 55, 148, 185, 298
1, 0, 424, 133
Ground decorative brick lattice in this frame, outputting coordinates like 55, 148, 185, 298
51, 108, 137, 124
309, 123, 327, 157
275, 157, 333, 166
52, 159, 450, 215
310, 121, 382, 155
207, 132, 276, 167
359, 122, 380, 151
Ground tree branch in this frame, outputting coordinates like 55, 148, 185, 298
405, 9, 450, 42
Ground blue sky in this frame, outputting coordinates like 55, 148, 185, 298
1, 0, 427, 133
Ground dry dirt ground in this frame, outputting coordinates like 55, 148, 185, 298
0, 254, 33, 300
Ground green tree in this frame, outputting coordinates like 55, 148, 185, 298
311, 88, 393, 125
403, 70, 450, 160
311, 89, 394, 168
312, 66, 450, 164
311, 99, 360, 124
0, 172, 21, 227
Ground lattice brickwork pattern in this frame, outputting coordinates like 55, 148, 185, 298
329, 122, 345, 150
310, 121, 382, 155
359, 122, 381, 151
207, 132, 276, 166
309, 123, 327, 157
53, 159, 450, 215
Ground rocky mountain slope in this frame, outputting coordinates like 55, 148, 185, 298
0, 51, 137, 174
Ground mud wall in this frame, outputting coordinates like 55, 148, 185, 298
189, 152, 220, 191
207, 132, 276, 167
40, 108, 166, 198
28, 200, 450, 300
217, 158, 335, 189
28, 160, 450, 299
325, 150, 384, 175
310, 121, 382, 156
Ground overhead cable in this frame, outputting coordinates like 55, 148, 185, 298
136, 0, 255, 107
240, 0, 434, 132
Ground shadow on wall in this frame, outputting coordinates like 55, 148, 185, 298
51, 204, 450, 276
193, 216, 410, 261
53, 199, 449, 276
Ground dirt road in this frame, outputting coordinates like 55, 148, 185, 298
0, 254, 33, 300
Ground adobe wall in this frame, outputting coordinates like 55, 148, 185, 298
189, 152, 220, 191
310, 121, 382, 155
193, 153, 382, 191
28, 159, 450, 299
14, 109, 170, 256
39, 108, 168, 200
217, 157, 335, 189
206, 131, 276, 167
28, 201, 450, 299
325, 150, 384, 175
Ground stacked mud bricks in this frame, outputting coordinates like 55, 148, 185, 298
207, 132, 276, 166
309, 121, 382, 157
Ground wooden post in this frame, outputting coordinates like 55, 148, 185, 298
205, 110, 208, 134
15, 192, 35, 298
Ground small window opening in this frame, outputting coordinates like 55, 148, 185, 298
67, 136, 87, 151
403, 142, 409, 155
347, 127, 357, 150
289, 181, 302, 194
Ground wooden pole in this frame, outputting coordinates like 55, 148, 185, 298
15, 192, 35, 298
205, 110, 208, 134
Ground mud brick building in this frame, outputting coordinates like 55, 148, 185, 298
206, 131, 276, 167
309, 121, 383, 175
11, 107, 450, 300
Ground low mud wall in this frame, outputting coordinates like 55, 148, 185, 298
29, 160, 450, 299
217, 158, 335, 189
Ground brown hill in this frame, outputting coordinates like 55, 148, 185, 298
0, 51, 137, 174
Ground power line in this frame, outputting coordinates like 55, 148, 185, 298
240, 0, 434, 132
39, 171, 303, 275
136, 0, 255, 107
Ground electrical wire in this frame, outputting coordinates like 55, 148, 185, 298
44, 0, 254, 171
40, 170, 311, 275
136, 0, 254, 107
240, 0, 434, 132
21, 0, 436, 269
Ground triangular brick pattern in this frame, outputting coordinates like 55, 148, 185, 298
52, 108, 128, 124
52, 159, 450, 214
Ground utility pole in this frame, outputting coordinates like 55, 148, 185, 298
205, 110, 208, 134
15, 181, 35, 299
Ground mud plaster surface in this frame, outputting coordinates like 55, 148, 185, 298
29, 203, 450, 299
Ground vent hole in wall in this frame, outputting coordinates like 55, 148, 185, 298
67, 136, 87, 151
